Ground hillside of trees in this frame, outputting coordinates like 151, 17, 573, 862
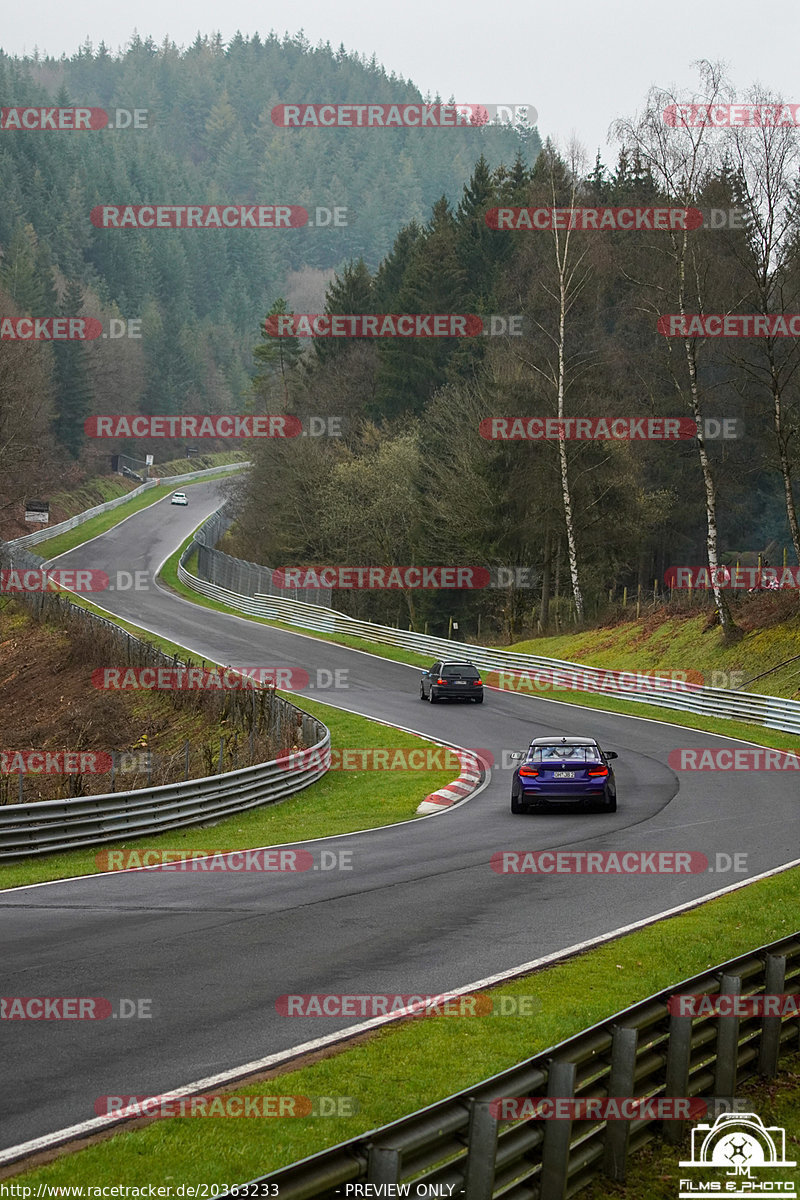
0, 32, 536, 526
229, 64, 800, 641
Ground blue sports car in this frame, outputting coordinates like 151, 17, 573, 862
510, 736, 618, 813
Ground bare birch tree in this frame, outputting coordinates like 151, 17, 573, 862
613, 59, 740, 640
513, 139, 596, 620
724, 83, 800, 561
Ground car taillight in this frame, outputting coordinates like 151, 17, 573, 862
587, 766, 609, 777
519, 766, 539, 777
472, 679, 482, 686
437, 677, 447, 685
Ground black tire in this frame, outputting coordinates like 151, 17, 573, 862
428, 688, 438, 703
511, 791, 526, 814
419, 685, 426, 700
473, 694, 484, 704
603, 795, 617, 813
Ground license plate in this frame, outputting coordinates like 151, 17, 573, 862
454, 681, 467, 685
553, 771, 575, 779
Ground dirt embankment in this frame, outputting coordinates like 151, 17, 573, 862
0, 603, 298, 804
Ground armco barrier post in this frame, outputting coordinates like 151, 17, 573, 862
367, 1145, 401, 1183
540, 1060, 576, 1199
714, 974, 742, 1100
663, 1008, 693, 1145
464, 1099, 498, 1200
758, 955, 787, 1077
603, 1026, 638, 1182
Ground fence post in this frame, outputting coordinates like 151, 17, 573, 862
714, 974, 742, 1101
663, 1008, 693, 1144
218, 737, 225, 773
367, 1146, 400, 1182
540, 1059, 576, 1200
464, 1098, 498, 1200
185, 741, 190, 781
758, 954, 786, 1077
603, 1026, 638, 1182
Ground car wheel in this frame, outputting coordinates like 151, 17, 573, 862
428, 689, 438, 703
603, 795, 617, 812
511, 791, 526, 814
473, 695, 484, 704
419, 685, 426, 700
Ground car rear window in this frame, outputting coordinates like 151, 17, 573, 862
442, 665, 480, 679
527, 745, 601, 763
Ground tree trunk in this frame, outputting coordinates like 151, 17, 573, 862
556, 276, 584, 620
539, 530, 552, 632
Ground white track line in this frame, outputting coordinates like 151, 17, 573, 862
2, 852, 799, 1167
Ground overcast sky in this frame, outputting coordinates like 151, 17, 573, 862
5, 0, 798, 162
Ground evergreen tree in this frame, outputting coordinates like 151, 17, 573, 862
253, 297, 302, 407
53, 280, 93, 457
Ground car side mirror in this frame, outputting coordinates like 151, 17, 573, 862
603, 751, 618, 760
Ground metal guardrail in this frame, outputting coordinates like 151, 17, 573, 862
0, 721, 329, 859
178, 528, 800, 736
7, 461, 250, 549
227, 932, 800, 1200
0, 504, 331, 858
188, 506, 333, 606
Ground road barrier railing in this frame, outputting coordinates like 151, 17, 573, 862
186, 505, 333, 607
178, 519, 800, 736
0, 533, 329, 858
0, 724, 328, 859
223, 932, 800, 1200
6, 461, 249, 550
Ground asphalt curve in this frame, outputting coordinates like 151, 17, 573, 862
1, 479, 795, 1155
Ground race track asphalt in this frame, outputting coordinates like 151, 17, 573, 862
1, 481, 793, 1156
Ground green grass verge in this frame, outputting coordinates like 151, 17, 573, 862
507, 606, 800, 698
33, 470, 246, 562
161, 540, 800, 752
33, 485, 182, 560
9, 863, 799, 1186
7, 510, 800, 1186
